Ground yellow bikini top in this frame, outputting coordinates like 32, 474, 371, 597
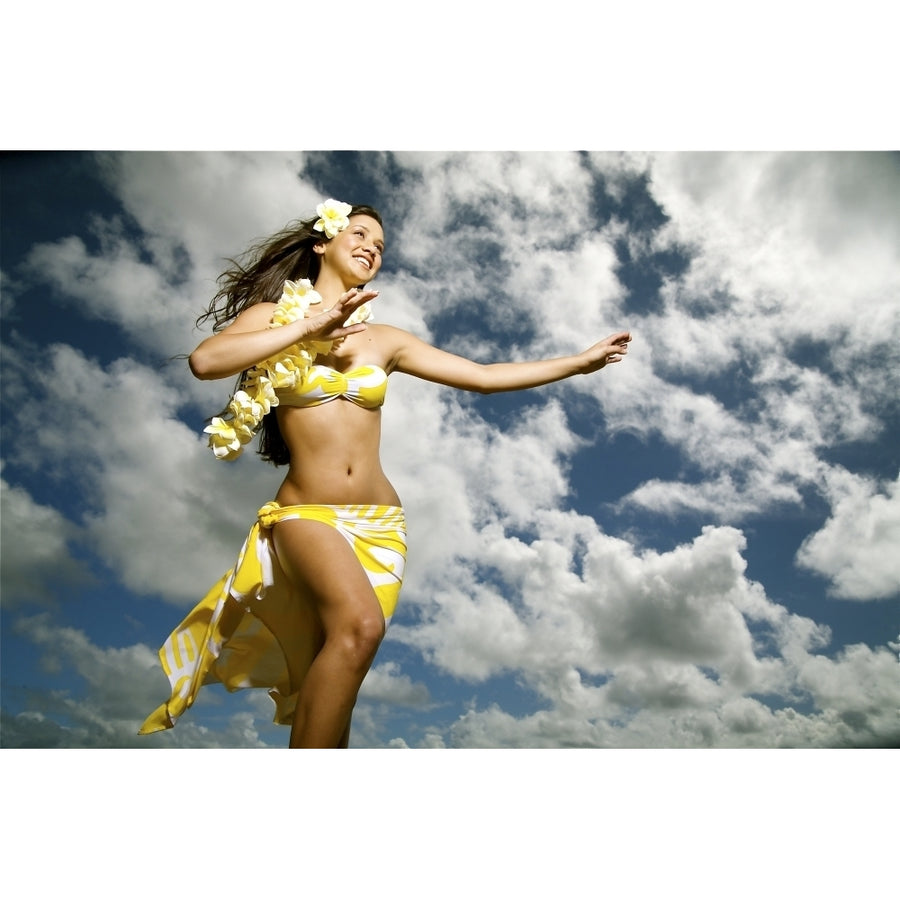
275, 363, 388, 409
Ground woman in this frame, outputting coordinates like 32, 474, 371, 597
140, 199, 631, 748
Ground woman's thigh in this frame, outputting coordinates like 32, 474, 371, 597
271, 517, 385, 638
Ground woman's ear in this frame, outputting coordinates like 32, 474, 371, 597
312, 241, 327, 257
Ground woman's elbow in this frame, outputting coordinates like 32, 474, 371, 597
471, 365, 500, 394
188, 348, 215, 380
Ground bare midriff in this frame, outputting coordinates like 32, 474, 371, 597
274, 400, 402, 508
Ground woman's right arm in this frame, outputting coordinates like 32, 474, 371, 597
189, 289, 378, 380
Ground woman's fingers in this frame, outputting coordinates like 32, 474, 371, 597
331, 322, 368, 338
312, 290, 378, 324
339, 288, 378, 310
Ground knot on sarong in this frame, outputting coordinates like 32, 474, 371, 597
257, 501, 284, 529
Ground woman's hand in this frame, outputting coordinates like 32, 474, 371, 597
577, 331, 632, 374
302, 288, 379, 343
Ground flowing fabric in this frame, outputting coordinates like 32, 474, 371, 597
139, 501, 406, 735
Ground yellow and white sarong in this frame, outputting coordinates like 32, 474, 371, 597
139, 501, 406, 735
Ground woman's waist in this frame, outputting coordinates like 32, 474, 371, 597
277, 468, 401, 508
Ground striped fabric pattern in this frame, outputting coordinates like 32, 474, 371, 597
139, 502, 406, 735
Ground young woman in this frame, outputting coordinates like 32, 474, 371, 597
140, 200, 631, 748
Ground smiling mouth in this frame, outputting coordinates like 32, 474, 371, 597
354, 256, 372, 270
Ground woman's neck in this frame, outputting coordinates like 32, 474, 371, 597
313, 269, 357, 307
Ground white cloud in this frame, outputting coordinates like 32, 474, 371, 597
18, 153, 333, 410
23, 226, 199, 361
380, 376, 584, 581
360, 661, 431, 707
648, 153, 900, 335
3, 613, 286, 749
434, 636, 900, 748
796, 470, 900, 600
4, 613, 275, 748
574, 153, 900, 530
3, 341, 277, 604
385, 152, 622, 346
668, 146, 900, 310
99, 152, 319, 273
389, 501, 900, 747
405, 513, 735, 689
0, 477, 92, 607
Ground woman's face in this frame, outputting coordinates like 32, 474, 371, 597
317, 214, 385, 285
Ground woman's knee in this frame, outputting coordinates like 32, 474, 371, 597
329, 611, 385, 669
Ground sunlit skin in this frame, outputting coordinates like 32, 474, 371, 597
189, 214, 631, 747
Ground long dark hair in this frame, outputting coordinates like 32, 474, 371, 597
201, 204, 383, 465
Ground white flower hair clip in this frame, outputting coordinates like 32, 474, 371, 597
313, 199, 353, 239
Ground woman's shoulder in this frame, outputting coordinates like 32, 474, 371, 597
367, 322, 437, 374
225, 301, 279, 331
368, 322, 419, 353
369, 322, 416, 342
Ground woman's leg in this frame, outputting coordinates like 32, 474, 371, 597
272, 518, 385, 749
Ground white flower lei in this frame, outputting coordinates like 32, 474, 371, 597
204, 277, 373, 460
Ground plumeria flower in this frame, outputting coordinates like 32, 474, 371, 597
229, 391, 264, 433
249, 375, 277, 415
305, 336, 335, 355
268, 354, 306, 389
204, 417, 244, 460
344, 301, 373, 327
273, 279, 323, 325
313, 199, 353, 239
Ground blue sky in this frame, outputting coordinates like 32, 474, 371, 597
2, 150, 898, 751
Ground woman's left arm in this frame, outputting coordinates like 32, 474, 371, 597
384, 326, 631, 393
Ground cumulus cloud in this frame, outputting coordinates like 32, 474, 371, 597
386, 457, 898, 748
647, 152, 900, 337
360, 661, 431, 707
0, 477, 92, 607
797, 471, 900, 600
2, 340, 277, 604
99, 152, 321, 273
2, 613, 274, 748
575, 152, 900, 527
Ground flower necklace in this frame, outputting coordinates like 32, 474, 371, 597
204, 277, 373, 460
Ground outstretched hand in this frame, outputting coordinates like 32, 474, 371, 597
303, 288, 379, 343
579, 331, 632, 373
